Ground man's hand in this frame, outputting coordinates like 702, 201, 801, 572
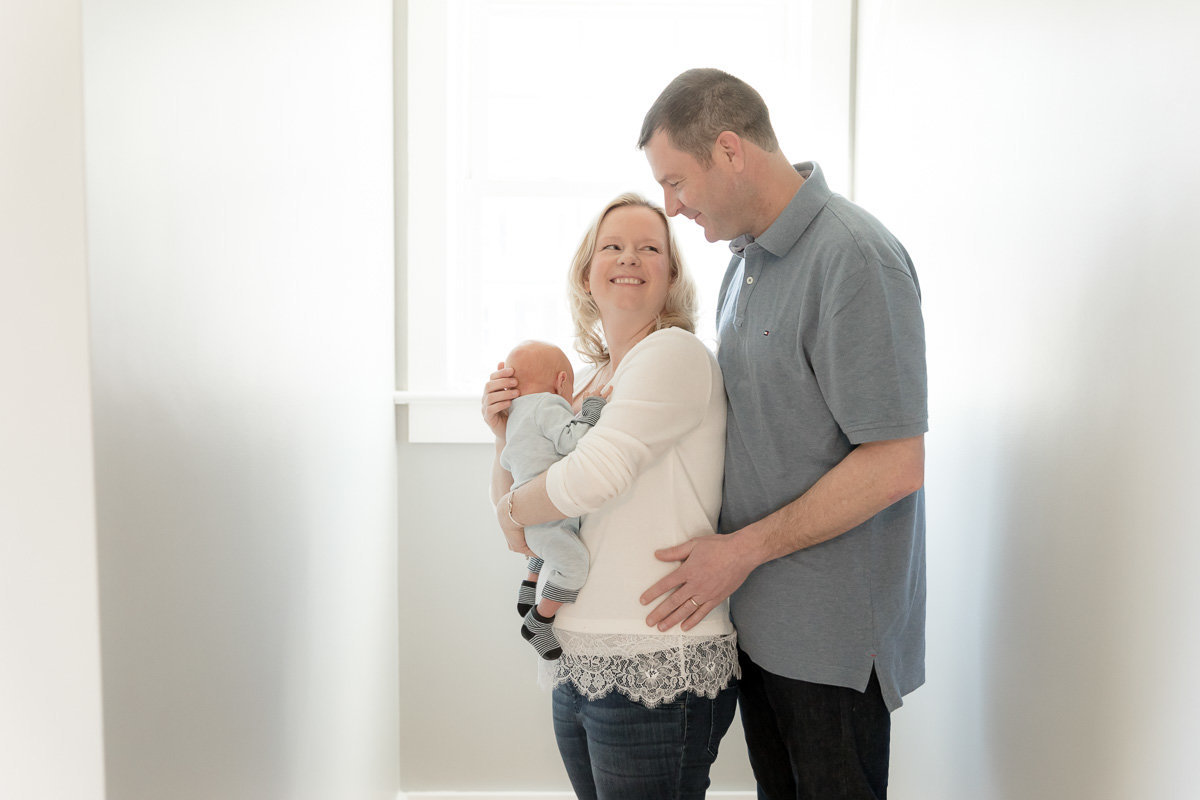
639, 534, 761, 632
482, 362, 519, 439
495, 491, 536, 558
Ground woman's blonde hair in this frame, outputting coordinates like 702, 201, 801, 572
567, 193, 698, 367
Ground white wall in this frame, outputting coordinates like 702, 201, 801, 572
855, 1, 1200, 798
83, 1, 400, 798
0, 2, 107, 798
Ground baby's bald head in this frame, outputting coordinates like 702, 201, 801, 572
506, 340, 575, 399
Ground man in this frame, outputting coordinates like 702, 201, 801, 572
637, 68, 927, 800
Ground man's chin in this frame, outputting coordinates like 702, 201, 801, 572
690, 214, 727, 243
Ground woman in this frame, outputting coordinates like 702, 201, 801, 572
483, 193, 738, 800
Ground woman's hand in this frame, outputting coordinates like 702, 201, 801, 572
482, 362, 519, 439
496, 490, 535, 558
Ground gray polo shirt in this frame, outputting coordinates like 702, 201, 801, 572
717, 162, 927, 711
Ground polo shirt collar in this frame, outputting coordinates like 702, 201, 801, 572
728, 162, 830, 258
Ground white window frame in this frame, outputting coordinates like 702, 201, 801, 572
396, 0, 855, 443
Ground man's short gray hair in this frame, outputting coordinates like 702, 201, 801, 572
638, 68, 780, 166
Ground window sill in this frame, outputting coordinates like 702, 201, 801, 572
394, 392, 492, 444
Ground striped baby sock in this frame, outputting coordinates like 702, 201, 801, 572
521, 607, 562, 660
516, 580, 538, 618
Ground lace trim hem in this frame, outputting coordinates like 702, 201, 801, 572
538, 630, 739, 709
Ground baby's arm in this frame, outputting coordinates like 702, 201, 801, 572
538, 396, 606, 456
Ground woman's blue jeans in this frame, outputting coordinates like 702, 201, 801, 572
552, 681, 738, 800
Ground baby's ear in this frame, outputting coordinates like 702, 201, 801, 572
555, 370, 569, 394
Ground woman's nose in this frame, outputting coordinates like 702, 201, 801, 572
618, 249, 639, 264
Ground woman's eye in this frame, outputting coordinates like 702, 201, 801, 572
602, 244, 619, 250
644, 246, 661, 253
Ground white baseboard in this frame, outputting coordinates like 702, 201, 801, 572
398, 793, 755, 800
398, 794, 576, 800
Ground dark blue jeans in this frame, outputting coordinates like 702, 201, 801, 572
552, 681, 739, 800
738, 649, 891, 800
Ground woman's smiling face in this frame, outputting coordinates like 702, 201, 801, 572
584, 205, 673, 327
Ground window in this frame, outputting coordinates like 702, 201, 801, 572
400, 0, 852, 442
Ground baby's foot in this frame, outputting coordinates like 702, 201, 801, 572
521, 607, 562, 660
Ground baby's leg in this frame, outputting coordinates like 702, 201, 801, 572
516, 557, 544, 617
521, 590, 565, 661
521, 606, 562, 660
516, 580, 537, 617
533, 529, 589, 608
536, 598, 563, 619
519, 522, 586, 660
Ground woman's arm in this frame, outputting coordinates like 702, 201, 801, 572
496, 471, 563, 556
482, 362, 517, 441
493, 332, 712, 554
499, 330, 712, 545
482, 361, 536, 556
494, 401, 582, 553
489, 436, 514, 507
545, 330, 713, 518
493, 446, 538, 558
484, 361, 514, 508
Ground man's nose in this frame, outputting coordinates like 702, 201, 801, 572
663, 189, 682, 217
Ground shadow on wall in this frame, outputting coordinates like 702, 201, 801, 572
982, 201, 1200, 798
94, 379, 299, 795
94, 372, 399, 798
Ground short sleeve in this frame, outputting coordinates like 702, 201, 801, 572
813, 259, 927, 445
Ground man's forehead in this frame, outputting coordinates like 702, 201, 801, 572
645, 131, 694, 177
645, 129, 680, 157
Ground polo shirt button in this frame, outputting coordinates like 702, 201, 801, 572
746, 276, 755, 285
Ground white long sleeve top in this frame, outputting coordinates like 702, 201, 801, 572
541, 327, 737, 706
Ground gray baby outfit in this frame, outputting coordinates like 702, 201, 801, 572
500, 393, 605, 602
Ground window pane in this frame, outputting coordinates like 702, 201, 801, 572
409, 0, 820, 402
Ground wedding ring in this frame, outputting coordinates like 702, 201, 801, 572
689, 598, 701, 608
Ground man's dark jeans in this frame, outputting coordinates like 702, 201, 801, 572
738, 648, 891, 800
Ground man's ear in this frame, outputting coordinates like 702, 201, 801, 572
715, 130, 745, 171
